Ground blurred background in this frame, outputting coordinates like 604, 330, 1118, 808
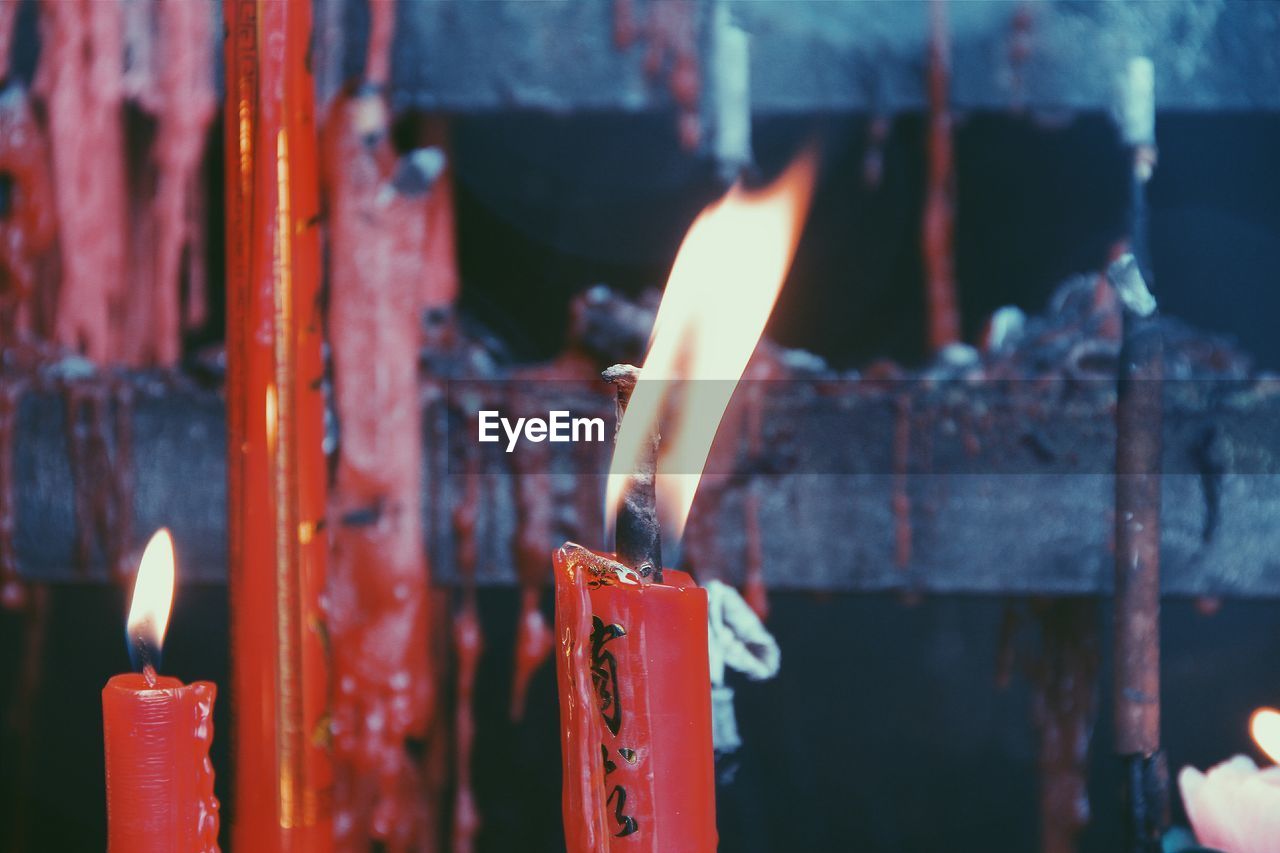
1, 1, 1279, 851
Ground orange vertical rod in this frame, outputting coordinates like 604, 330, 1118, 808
224, 1, 333, 850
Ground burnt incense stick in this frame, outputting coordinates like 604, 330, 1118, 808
603, 364, 663, 583
1111, 56, 1167, 853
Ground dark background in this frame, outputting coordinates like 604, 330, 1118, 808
2, 108, 1279, 852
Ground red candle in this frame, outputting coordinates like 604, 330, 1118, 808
102, 529, 219, 852
223, 0, 333, 847
554, 543, 717, 853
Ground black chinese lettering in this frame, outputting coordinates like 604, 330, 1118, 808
590, 616, 626, 736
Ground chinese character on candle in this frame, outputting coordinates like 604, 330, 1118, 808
102, 529, 219, 853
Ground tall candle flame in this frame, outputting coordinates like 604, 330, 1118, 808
1250, 707, 1280, 765
126, 528, 176, 669
606, 148, 817, 546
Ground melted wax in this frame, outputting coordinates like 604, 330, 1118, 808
450, 445, 482, 853
36, 0, 128, 362
554, 543, 717, 853
323, 78, 434, 849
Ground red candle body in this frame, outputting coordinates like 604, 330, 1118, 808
554, 544, 717, 853
102, 673, 219, 852
223, 0, 333, 847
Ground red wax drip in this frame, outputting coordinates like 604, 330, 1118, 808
507, 355, 617, 723
1007, 4, 1034, 111
510, 585, 552, 722
553, 544, 718, 853
612, 0, 636, 49
365, 0, 395, 89
741, 359, 771, 619
742, 487, 767, 619
1033, 608, 1099, 853
615, 0, 701, 149
0, 0, 18, 79
62, 380, 133, 579
1092, 240, 1129, 343
923, 0, 960, 352
22, 0, 213, 365
0, 79, 56, 337
323, 76, 435, 848
554, 548, 611, 853
36, 0, 129, 362
102, 672, 220, 853
510, 432, 553, 721
144, 0, 216, 366
449, 446, 483, 852
63, 384, 93, 571
0, 378, 25, 609
998, 601, 1100, 853
892, 394, 912, 568
452, 605, 482, 853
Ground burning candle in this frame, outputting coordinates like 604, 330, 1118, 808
1177, 708, 1280, 852
102, 529, 219, 852
555, 150, 816, 851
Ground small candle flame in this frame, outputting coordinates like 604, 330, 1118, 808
605, 147, 817, 546
1250, 707, 1280, 765
126, 528, 176, 671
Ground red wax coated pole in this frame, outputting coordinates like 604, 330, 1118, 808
554, 543, 717, 853
102, 671, 219, 852
224, 1, 332, 849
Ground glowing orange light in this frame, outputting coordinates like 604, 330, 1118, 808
126, 528, 177, 655
1250, 707, 1280, 765
606, 148, 817, 545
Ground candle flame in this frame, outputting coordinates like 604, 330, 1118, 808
606, 148, 817, 546
126, 529, 176, 662
1250, 707, 1280, 765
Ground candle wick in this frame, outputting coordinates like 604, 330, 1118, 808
603, 364, 663, 583
142, 664, 158, 687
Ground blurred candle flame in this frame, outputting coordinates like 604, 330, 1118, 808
1178, 708, 1280, 852
1250, 707, 1280, 765
126, 528, 176, 664
606, 148, 817, 546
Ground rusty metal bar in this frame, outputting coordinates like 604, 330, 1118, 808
1111, 253, 1167, 852
9, 370, 1280, 597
